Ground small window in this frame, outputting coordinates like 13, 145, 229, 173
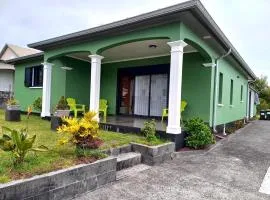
240, 85, 243, 101
24, 65, 43, 87
218, 72, 223, 104
230, 79, 234, 105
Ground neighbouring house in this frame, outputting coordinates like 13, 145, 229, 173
0, 44, 41, 107
6, 0, 258, 147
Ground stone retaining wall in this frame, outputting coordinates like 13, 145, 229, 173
131, 142, 175, 165
0, 157, 117, 200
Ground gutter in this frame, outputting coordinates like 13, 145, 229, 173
212, 48, 231, 133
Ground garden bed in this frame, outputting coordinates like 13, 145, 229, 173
0, 109, 166, 183
0, 157, 117, 200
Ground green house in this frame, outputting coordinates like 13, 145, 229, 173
6, 0, 257, 147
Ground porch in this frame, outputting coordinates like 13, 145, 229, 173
99, 115, 167, 133
42, 38, 213, 137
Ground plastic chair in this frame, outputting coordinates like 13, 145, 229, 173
66, 98, 85, 118
99, 99, 108, 118
161, 100, 187, 122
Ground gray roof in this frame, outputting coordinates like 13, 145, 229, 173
5, 52, 44, 64
27, 0, 255, 79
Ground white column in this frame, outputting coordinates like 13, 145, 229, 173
41, 62, 53, 117
88, 54, 104, 121
166, 40, 187, 134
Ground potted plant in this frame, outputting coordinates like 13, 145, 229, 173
51, 96, 70, 130
5, 98, 21, 121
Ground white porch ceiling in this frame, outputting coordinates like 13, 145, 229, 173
67, 39, 197, 63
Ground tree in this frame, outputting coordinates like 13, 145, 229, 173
254, 75, 270, 111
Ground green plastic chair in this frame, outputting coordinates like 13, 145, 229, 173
99, 99, 108, 118
66, 98, 85, 118
161, 100, 187, 122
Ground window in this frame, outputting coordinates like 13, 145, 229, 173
218, 72, 223, 104
24, 65, 43, 87
230, 79, 234, 105
240, 85, 243, 101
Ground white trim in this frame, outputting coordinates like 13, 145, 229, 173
166, 40, 187, 135
217, 104, 224, 107
67, 55, 91, 63
88, 55, 104, 122
29, 86, 43, 89
102, 53, 170, 64
41, 62, 53, 117
240, 100, 244, 103
202, 63, 216, 68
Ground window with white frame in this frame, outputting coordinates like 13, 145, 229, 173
24, 65, 43, 87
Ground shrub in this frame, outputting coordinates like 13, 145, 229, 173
185, 118, 215, 149
141, 119, 157, 142
32, 97, 42, 112
75, 148, 107, 159
56, 96, 69, 110
0, 127, 48, 165
6, 98, 19, 106
57, 111, 103, 154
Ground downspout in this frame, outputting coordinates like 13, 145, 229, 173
212, 48, 232, 132
246, 80, 256, 121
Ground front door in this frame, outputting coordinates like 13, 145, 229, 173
117, 64, 169, 117
150, 74, 168, 116
134, 75, 150, 116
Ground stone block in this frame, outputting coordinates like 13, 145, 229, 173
97, 171, 116, 187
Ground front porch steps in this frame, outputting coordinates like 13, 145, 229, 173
116, 152, 142, 171
116, 164, 151, 180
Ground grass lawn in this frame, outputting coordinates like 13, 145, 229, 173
0, 109, 166, 183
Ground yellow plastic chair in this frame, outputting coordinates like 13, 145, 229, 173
161, 100, 187, 122
99, 99, 108, 118
66, 98, 85, 118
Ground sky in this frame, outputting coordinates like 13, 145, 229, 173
0, 0, 269, 79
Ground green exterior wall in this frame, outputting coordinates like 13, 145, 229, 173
44, 22, 181, 61
216, 59, 248, 125
13, 20, 251, 127
50, 57, 90, 111
181, 53, 212, 122
14, 60, 43, 111
101, 53, 211, 122
100, 56, 170, 115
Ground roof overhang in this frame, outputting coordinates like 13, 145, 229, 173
5, 52, 44, 64
27, 0, 256, 80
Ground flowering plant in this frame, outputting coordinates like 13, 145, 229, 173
57, 111, 103, 149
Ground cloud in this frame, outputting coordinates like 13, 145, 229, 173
0, 0, 269, 78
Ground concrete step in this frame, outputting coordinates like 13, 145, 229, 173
116, 164, 151, 180
116, 152, 141, 171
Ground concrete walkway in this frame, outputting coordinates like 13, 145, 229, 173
75, 120, 270, 200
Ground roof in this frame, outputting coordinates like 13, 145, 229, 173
0, 61, 15, 70
26, 0, 255, 79
5, 52, 44, 64
0, 44, 42, 60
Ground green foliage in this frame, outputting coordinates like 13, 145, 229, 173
0, 127, 48, 165
75, 147, 107, 159
254, 75, 270, 112
57, 112, 103, 152
141, 119, 158, 142
185, 118, 215, 149
257, 98, 270, 111
56, 96, 69, 110
6, 98, 19, 106
32, 97, 42, 112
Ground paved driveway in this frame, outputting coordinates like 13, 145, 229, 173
76, 120, 270, 200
